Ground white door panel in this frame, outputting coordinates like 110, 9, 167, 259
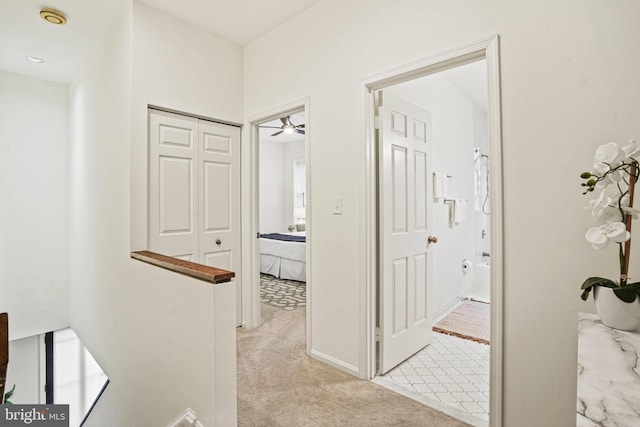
198, 120, 242, 326
149, 110, 242, 326
380, 94, 433, 374
149, 110, 198, 258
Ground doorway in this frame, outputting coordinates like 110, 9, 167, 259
257, 111, 308, 311
364, 36, 503, 427
243, 102, 311, 351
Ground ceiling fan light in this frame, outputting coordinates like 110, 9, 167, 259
283, 127, 294, 134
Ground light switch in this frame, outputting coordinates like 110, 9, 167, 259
332, 197, 343, 215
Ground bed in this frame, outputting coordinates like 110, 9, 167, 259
259, 231, 306, 282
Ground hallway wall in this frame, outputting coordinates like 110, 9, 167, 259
243, 1, 640, 425
0, 70, 69, 340
69, 2, 238, 425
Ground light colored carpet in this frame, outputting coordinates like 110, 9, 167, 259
433, 300, 490, 345
237, 303, 471, 427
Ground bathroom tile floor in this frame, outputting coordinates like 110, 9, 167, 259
373, 331, 490, 427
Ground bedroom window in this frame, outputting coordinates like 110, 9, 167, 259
293, 159, 306, 219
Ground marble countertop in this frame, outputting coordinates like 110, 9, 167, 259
577, 313, 640, 426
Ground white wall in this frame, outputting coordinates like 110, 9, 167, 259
69, 2, 237, 425
259, 140, 284, 232
244, 1, 640, 425
0, 70, 69, 340
130, 0, 244, 251
259, 139, 305, 232
283, 140, 306, 227
386, 74, 476, 319
4, 335, 43, 404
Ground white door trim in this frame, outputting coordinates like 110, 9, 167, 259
362, 35, 504, 427
241, 98, 311, 355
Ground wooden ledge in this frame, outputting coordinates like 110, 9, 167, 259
131, 251, 235, 284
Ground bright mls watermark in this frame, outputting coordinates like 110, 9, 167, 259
0, 405, 69, 426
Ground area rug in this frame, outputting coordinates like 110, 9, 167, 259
433, 299, 490, 344
259, 274, 306, 311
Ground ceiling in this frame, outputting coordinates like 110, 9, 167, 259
0, 0, 127, 83
139, 0, 323, 45
0, 0, 322, 84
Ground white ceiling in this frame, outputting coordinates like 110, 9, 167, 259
0, 0, 127, 83
444, 60, 488, 113
140, 0, 323, 45
0, 0, 322, 84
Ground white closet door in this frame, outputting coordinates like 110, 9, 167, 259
198, 119, 241, 276
149, 110, 242, 326
148, 110, 199, 261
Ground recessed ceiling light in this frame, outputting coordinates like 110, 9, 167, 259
25, 56, 45, 64
40, 8, 67, 26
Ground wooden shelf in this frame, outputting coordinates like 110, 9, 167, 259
131, 251, 235, 284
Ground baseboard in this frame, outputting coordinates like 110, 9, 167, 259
433, 297, 463, 322
308, 348, 360, 377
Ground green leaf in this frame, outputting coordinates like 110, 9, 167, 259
580, 288, 592, 301
580, 277, 617, 301
581, 277, 616, 290
613, 287, 639, 303
3, 384, 15, 405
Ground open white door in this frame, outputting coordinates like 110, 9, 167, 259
378, 93, 434, 374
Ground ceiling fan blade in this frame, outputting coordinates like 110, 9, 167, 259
296, 124, 305, 128
294, 129, 305, 135
271, 130, 284, 137
259, 125, 282, 129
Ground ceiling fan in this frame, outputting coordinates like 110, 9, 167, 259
260, 116, 305, 137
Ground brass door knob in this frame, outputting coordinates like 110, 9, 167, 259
427, 236, 438, 244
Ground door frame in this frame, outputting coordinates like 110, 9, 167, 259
241, 98, 312, 352
362, 35, 504, 426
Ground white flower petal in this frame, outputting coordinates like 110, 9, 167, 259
585, 227, 607, 245
622, 206, 640, 219
591, 240, 610, 250
604, 222, 629, 243
622, 140, 640, 160
593, 142, 624, 171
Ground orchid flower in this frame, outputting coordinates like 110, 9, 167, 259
580, 141, 639, 298
585, 222, 630, 250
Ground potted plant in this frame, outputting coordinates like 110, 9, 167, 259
3, 385, 14, 404
580, 141, 640, 330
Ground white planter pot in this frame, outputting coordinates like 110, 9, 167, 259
594, 286, 640, 331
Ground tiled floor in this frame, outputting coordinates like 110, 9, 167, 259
374, 332, 490, 427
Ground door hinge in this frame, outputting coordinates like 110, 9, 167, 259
374, 116, 381, 130
256, 232, 260, 238
375, 327, 381, 341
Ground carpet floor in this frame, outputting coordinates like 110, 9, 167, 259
433, 300, 490, 345
237, 303, 471, 427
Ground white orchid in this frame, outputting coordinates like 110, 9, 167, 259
580, 140, 640, 302
585, 222, 630, 250
593, 142, 625, 174
622, 140, 640, 160
588, 187, 620, 221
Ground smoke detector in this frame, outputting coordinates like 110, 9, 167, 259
40, 8, 67, 25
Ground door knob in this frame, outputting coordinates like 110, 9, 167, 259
216, 239, 222, 245
427, 236, 438, 244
